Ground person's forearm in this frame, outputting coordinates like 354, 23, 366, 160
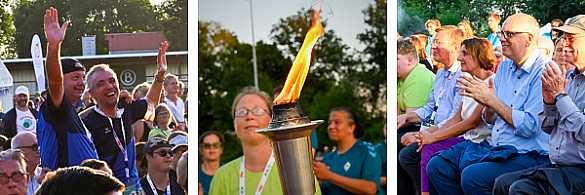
487, 98, 514, 129
484, 106, 498, 125
46, 41, 65, 107
326, 172, 378, 195
405, 112, 423, 124
380, 176, 387, 186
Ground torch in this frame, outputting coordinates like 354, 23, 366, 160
255, 2, 325, 195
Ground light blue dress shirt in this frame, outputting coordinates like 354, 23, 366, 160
487, 50, 550, 155
540, 68, 585, 166
414, 61, 463, 128
487, 32, 502, 48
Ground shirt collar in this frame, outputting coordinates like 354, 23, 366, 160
447, 61, 461, 75
519, 49, 540, 71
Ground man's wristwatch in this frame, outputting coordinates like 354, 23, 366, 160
554, 93, 567, 104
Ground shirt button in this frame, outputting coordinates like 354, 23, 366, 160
556, 147, 559, 150
497, 129, 499, 132
514, 90, 517, 93
518, 76, 521, 79
497, 143, 500, 146
511, 104, 513, 107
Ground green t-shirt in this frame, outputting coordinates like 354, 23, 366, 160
148, 128, 171, 140
209, 156, 322, 195
398, 64, 435, 114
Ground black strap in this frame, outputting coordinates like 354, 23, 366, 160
108, 146, 121, 171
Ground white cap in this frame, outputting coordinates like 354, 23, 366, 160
15, 86, 29, 96
170, 135, 188, 151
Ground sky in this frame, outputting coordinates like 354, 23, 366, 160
198, 0, 372, 51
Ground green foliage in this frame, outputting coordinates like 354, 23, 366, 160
13, 0, 159, 58
0, 0, 16, 59
156, 0, 187, 51
524, 0, 585, 24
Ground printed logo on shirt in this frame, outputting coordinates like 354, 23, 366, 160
344, 161, 351, 172
104, 127, 112, 134
17, 115, 36, 133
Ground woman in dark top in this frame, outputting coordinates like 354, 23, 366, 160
409, 35, 434, 71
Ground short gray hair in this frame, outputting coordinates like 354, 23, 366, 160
86, 64, 118, 91
11, 132, 36, 149
0, 149, 27, 172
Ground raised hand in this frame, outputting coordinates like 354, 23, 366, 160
541, 61, 567, 103
456, 74, 495, 106
44, 7, 68, 45
156, 41, 169, 79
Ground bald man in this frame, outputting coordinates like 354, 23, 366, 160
426, 13, 552, 195
538, 36, 555, 59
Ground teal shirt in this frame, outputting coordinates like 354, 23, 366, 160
321, 139, 383, 195
199, 163, 224, 195
375, 140, 387, 195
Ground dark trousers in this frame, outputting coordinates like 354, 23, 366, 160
398, 126, 420, 195
427, 149, 549, 195
493, 163, 585, 195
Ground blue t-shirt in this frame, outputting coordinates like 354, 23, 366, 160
82, 100, 147, 188
321, 139, 383, 195
199, 163, 224, 195
311, 130, 318, 150
375, 140, 387, 194
37, 94, 98, 170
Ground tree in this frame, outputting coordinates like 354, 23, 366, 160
524, 0, 585, 24
13, 0, 159, 58
356, 0, 387, 117
0, 0, 16, 59
157, 0, 187, 51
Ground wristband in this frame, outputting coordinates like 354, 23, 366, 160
155, 75, 164, 83
554, 93, 567, 104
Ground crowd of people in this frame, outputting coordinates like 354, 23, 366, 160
398, 11, 585, 195
0, 7, 189, 195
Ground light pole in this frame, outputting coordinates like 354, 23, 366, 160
249, 0, 259, 89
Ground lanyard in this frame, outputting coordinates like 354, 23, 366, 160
239, 150, 275, 195
436, 64, 461, 109
155, 126, 170, 136
94, 106, 130, 183
146, 173, 171, 195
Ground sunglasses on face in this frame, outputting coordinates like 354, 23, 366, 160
152, 149, 174, 157
201, 142, 222, 149
0, 172, 25, 184
234, 108, 268, 117
16, 144, 38, 152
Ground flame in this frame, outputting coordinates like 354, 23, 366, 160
274, 4, 324, 104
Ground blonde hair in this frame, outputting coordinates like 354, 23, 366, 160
458, 20, 475, 39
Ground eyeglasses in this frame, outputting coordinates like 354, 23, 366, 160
0, 172, 25, 184
234, 108, 268, 117
496, 31, 530, 39
152, 149, 174, 157
201, 142, 222, 149
560, 34, 585, 44
16, 144, 38, 152
431, 39, 453, 47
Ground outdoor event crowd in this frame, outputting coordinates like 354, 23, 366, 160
0, 8, 188, 195
397, 11, 585, 195
198, 86, 388, 195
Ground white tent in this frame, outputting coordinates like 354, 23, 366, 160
0, 59, 14, 112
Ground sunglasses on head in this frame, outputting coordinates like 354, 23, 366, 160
201, 142, 222, 149
16, 144, 38, 152
152, 149, 174, 157
149, 139, 170, 148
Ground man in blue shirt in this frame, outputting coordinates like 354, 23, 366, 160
493, 14, 585, 195
82, 42, 168, 195
38, 7, 98, 171
397, 25, 465, 195
426, 13, 551, 195
487, 13, 502, 48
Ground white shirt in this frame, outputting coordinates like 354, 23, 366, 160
165, 96, 185, 123
16, 108, 36, 134
27, 167, 42, 195
461, 73, 494, 144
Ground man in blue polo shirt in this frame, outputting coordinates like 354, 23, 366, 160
81, 42, 168, 194
426, 13, 551, 195
37, 7, 98, 171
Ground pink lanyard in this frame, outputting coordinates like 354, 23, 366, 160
146, 173, 170, 195
239, 150, 275, 195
